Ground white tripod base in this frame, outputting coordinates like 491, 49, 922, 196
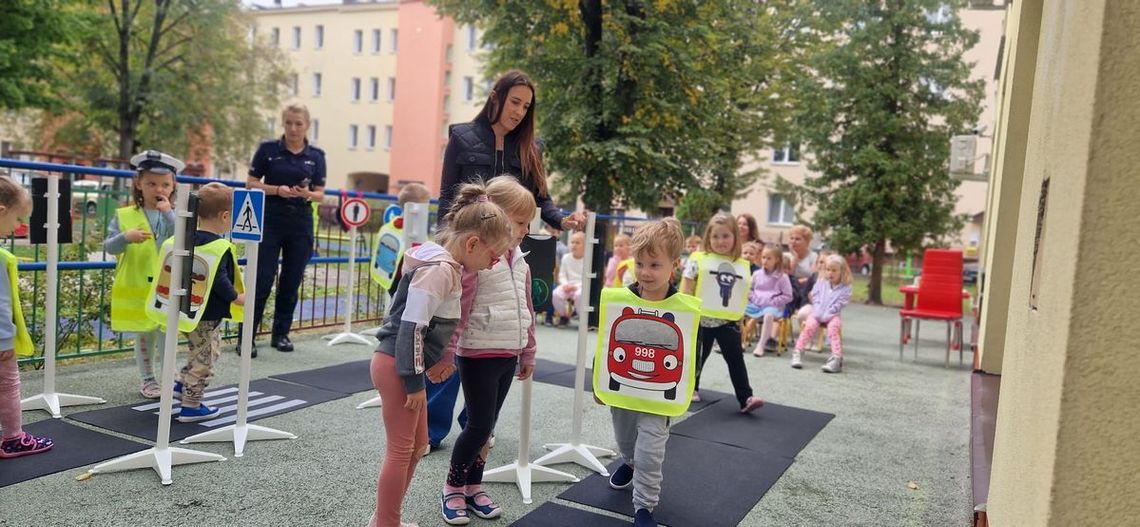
483, 460, 579, 504
355, 394, 382, 409
90, 446, 226, 486
359, 326, 382, 337
323, 332, 372, 346
535, 442, 617, 476
21, 392, 105, 418
179, 423, 296, 457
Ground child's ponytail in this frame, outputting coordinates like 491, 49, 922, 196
437, 182, 513, 251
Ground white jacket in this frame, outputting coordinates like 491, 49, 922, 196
458, 246, 532, 350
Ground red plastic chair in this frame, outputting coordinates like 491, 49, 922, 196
899, 249, 965, 367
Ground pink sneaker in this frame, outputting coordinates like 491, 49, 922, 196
0, 431, 54, 459
740, 396, 765, 414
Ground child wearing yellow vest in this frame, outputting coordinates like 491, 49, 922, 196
160, 183, 245, 422
0, 178, 54, 458
105, 150, 179, 399
604, 234, 633, 287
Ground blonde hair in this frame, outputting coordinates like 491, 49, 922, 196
685, 234, 702, 246
281, 103, 311, 124
397, 182, 431, 208
613, 234, 630, 246
761, 244, 784, 272
0, 177, 30, 210
132, 169, 175, 209
569, 231, 585, 244
789, 224, 813, 245
630, 217, 683, 261
701, 212, 742, 260
436, 182, 513, 252
823, 254, 853, 285
485, 176, 536, 219
196, 182, 233, 219
742, 241, 762, 254
782, 251, 794, 274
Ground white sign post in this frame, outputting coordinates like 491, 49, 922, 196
534, 212, 617, 475
325, 197, 371, 347
90, 184, 225, 485
181, 189, 295, 456
21, 173, 106, 417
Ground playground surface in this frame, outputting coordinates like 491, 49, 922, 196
0, 304, 972, 526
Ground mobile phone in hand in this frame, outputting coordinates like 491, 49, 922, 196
299, 177, 311, 189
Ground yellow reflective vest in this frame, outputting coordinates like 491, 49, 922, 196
689, 251, 751, 321
145, 237, 244, 332
592, 287, 702, 417
369, 218, 405, 290
110, 206, 160, 332
0, 248, 34, 357
609, 258, 635, 288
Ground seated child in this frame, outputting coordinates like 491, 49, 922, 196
741, 241, 762, 275
551, 231, 586, 326
746, 244, 794, 356
604, 234, 632, 287
792, 254, 852, 373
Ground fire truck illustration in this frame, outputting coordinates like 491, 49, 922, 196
374, 232, 401, 277
154, 253, 209, 318
709, 262, 743, 307
607, 307, 684, 400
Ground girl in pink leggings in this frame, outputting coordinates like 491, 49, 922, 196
0, 178, 54, 459
791, 254, 852, 374
367, 182, 513, 527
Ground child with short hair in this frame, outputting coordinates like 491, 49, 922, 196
606, 217, 686, 527
747, 244, 794, 357
792, 254, 852, 373
551, 231, 586, 326
439, 176, 537, 524
741, 241, 762, 274
170, 183, 245, 422
105, 150, 178, 398
0, 178, 54, 458
369, 182, 514, 527
605, 234, 632, 287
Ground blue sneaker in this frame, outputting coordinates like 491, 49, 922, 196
177, 404, 219, 423
172, 381, 183, 400
441, 492, 470, 525
609, 463, 634, 490
465, 492, 501, 519
634, 508, 656, 527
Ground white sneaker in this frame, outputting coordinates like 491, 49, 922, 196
752, 346, 765, 357
791, 351, 803, 369
821, 356, 843, 373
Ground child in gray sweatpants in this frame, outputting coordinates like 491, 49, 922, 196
604, 218, 688, 527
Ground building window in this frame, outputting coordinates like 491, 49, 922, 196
351, 78, 361, 102
288, 73, 298, 96
369, 77, 379, 102
312, 119, 319, 142
353, 30, 363, 54
371, 29, 381, 53
446, 44, 453, 64
270, 27, 279, 47
390, 29, 398, 53
291, 26, 301, 50
387, 77, 396, 101
463, 76, 474, 102
312, 73, 322, 97
315, 25, 324, 49
467, 25, 477, 51
767, 194, 795, 225
348, 125, 358, 149
367, 125, 377, 150
772, 142, 800, 164
384, 125, 393, 149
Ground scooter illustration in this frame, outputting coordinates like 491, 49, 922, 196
709, 262, 743, 307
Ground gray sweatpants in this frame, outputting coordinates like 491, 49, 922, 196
610, 407, 670, 512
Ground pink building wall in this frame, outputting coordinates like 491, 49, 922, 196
390, 1, 454, 195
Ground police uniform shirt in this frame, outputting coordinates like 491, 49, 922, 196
248, 138, 327, 216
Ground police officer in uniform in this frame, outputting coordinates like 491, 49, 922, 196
243, 103, 326, 356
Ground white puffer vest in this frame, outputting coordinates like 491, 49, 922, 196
458, 247, 531, 350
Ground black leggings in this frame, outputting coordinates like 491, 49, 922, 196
694, 323, 754, 408
446, 355, 518, 487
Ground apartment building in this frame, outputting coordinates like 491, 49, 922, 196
730, 2, 1007, 255
248, 0, 489, 193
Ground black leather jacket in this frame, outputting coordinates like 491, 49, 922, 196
438, 119, 562, 229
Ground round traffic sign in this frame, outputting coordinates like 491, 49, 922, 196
341, 198, 371, 227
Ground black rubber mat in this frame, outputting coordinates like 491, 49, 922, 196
508, 501, 635, 527
670, 396, 834, 458
269, 359, 373, 394
0, 419, 148, 488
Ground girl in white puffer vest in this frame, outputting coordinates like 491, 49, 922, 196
438, 176, 539, 525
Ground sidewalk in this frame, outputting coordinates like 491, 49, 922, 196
0, 304, 971, 526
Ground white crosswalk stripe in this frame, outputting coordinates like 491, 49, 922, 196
199, 399, 308, 428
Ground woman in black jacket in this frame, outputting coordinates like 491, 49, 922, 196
438, 70, 583, 231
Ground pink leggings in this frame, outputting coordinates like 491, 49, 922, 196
1, 353, 22, 439
795, 315, 844, 358
369, 353, 428, 527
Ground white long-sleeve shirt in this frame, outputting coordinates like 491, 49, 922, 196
558, 253, 585, 286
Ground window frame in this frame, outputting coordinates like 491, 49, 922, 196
766, 193, 795, 226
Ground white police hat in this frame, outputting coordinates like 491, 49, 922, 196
129, 150, 185, 175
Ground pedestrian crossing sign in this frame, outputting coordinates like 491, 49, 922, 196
231, 189, 265, 242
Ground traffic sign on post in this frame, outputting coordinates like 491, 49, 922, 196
341, 197, 370, 228
231, 189, 265, 242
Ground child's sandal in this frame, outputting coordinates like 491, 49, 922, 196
466, 491, 502, 519
441, 492, 470, 525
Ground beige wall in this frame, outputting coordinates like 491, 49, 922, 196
987, 1, 1140, 524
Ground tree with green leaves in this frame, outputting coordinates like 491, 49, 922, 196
0, 1, 77, 110
430, 0, 811, 221
44, 0, 288, 168
781, 0, 983, 304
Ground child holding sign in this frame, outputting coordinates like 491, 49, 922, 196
595, 218, 696, 527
